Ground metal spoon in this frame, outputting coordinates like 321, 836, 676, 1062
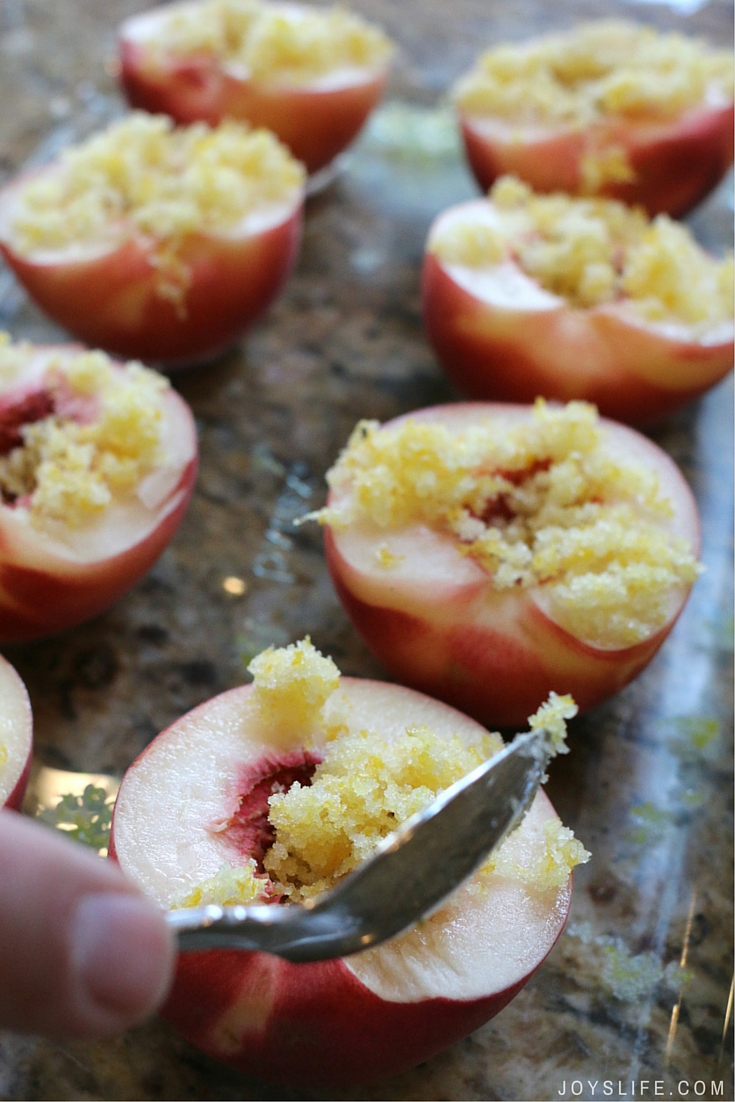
167, 727, 554, 963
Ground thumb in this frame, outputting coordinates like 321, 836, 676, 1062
0, 809, 175, 1038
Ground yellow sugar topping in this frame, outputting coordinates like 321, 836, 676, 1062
147, 0, 393, 84
247, 636, 342, 740
176, 641, 587, 909
9, 113, 304, 260
453, 20, 734, 126
318, 401, 701, 647
174, 859, 265, 907
0, 339, 169, 528
375, 543, 404, 570
529, 691, 578, 756
430, 176, 734, 326
0, 744, 7, 768
264, 722, 503, 900
481, 817, 589, 891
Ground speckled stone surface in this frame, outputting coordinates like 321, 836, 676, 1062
0, 1, 732, 1099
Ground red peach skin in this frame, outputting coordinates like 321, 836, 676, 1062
0, 182, 303, 366
160, 945, 534, 1087
110, 677, 573, 1087
459, 99, 735, 218
4, 755, 31, 811
0, 473, 195, 642
422, 247, 734, 425
120, 36, 388, 175
323, 403, 701, 727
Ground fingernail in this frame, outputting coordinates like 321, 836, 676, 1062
72, 893, 175, 1029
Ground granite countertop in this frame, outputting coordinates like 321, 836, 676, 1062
0, 1, 732, 1099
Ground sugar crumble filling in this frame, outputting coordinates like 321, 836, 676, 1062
430, 176, 734, 330
453, 21, 733, 191
317, 401, 701, 648
173, 639, 588, 909
0, 335, 170, 529
8, 113, 304, 305
140, 0, 393, 84
454, 21, 733, 126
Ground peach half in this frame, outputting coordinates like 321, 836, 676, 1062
0, 114, 304, 367
119, 0, 393, 175
0, 337, 197, 641
110, 639, 587, 1088
422, 179, 734, 424
453, 21, 734, 217
0, 655, 32, 810
318, 401, 701, 727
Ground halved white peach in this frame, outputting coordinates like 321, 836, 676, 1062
111, 674, 576, 1088
119, 1, 392, 175
0, 172, 303, 368
0, 342, 197, 641
453, 21, 734, 217
323, 403, 701, 727
422, 199, 734, 424
0, 655, 33, 810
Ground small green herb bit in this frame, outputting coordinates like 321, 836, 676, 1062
39, 784, 113, 853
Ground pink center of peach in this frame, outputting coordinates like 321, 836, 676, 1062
0, 389, 54, 459
224, 750, 322, 871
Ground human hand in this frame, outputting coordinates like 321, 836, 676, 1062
0, 810, 175, 1038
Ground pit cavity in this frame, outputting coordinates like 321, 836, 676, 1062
0, 389, 55, 466
223, 750, 321, 870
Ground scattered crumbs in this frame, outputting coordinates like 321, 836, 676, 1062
661, 715, 720, 752
601, 943, 666, 1001
375, 543, 404, 569
567, 923, 691, 1001
38, 785, 113, 854
172, 860, 266, 909
627, 801, 675, 845
362, 102, 462, 162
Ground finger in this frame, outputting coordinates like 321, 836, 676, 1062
0, 810, 175, 1038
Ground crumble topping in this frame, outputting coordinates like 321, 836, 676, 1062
174, 639, 588, 909
429, 175, 734, 327
174, 859, 264, 908
317, 401, 701, 648
141, 0, 393, 84
248, 636, 342, 740
0, 336, 169, 528
453, 21, 734, 127
8, 113, 304, 273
